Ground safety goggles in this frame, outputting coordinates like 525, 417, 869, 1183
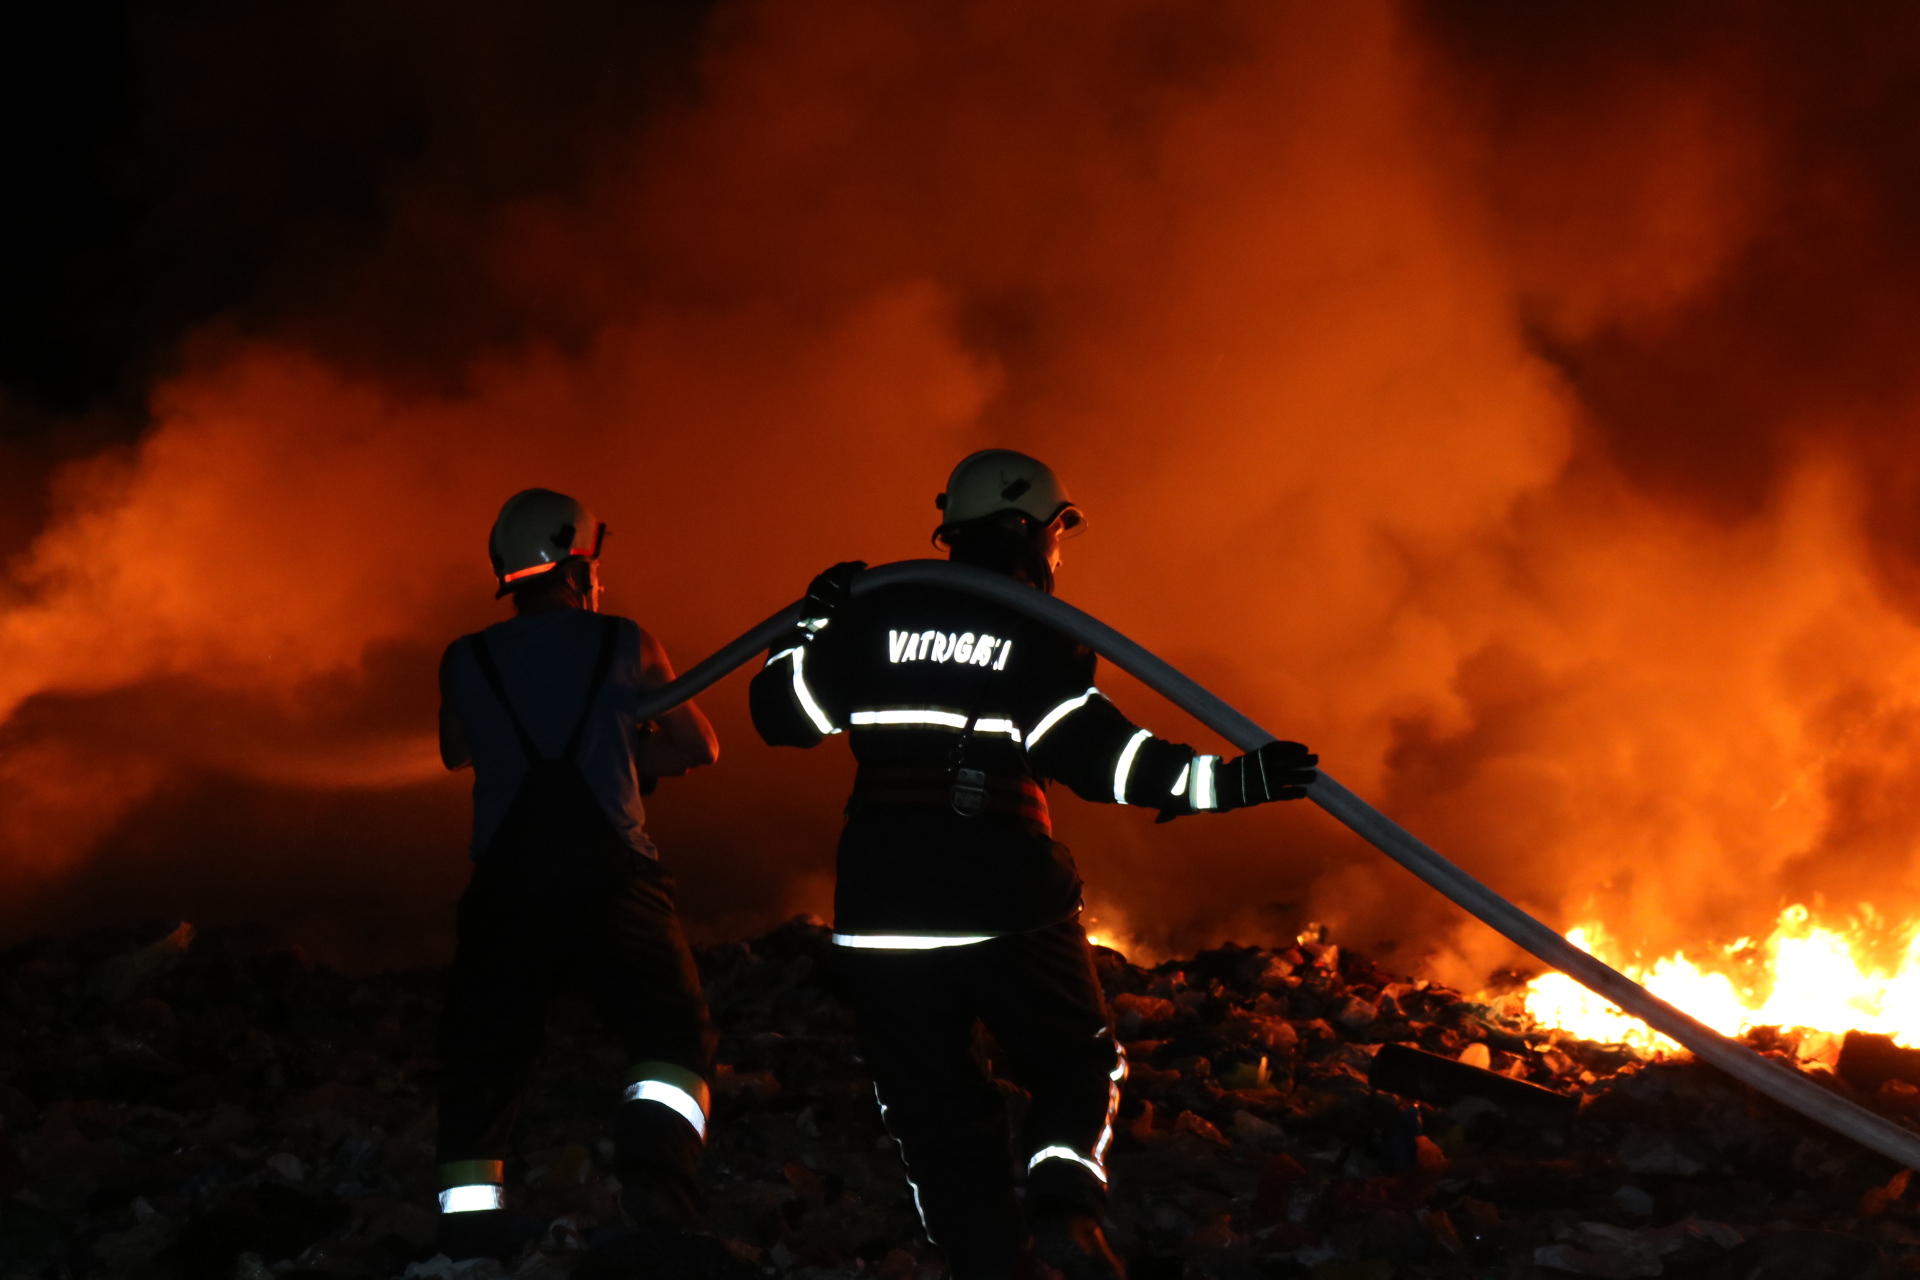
1049, 505, 1088, 539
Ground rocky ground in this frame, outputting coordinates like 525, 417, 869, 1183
7, 918, 1920, 1279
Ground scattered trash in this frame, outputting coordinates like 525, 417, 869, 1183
86, 921, 195, 1005
1839, 1030, 1920, 1094
5, 918, 1920, 1276
264, 1152, 308, 1183
1367, 1041, 1580, 1121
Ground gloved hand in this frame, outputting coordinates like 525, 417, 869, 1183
1216, 740, 1318, 808
798, 561, 866, 633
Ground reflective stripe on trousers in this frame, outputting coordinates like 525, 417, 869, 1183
832, 932, 1000, 951
439, 1184, 504, 1213
874, 1082, 937, 1242
438, 1158, 505, 1213
622, 1060, 712, 1140
1027, 1033, 1127, 1185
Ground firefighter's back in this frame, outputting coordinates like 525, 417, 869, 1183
787, 580, 1094, 935
448, 607, 655, 861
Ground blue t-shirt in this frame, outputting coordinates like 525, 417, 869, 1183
448, 610, 657, 859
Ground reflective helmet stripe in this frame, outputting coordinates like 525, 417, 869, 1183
501, 561, 562, 584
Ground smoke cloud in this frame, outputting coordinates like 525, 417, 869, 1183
8, 0, 1920, 980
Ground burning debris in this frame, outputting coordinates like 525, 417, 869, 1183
7, 919, 1920, 1279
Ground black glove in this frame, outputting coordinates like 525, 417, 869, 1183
798, 561, 866, 633
1216, 740, 1318, 808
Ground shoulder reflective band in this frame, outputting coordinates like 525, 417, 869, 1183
439, 1184, 504, 1213
1112, 728, 1152, 804
832, 933, 997, 949
1026, 687, 1101, 749
1190, 754, 1219, 810
774, 646, 839, 736
624, 1075, 710, 1141
1028, 1144, 1107, 1186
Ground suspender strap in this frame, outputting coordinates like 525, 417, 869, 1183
469, 635, 543, 766
563, 616, 621, 762
468, 614, 622, 767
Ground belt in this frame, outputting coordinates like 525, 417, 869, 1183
851, 767, 1052, 836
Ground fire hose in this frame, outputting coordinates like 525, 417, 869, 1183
632, 559, 1920, 1169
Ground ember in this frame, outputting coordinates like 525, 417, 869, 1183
9, 920, 1920, 1278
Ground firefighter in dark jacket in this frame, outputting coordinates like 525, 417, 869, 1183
748, 451, 1317, 1279
434, 489, 721, 1260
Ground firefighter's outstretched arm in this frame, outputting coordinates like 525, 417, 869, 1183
749, 561, 865, 748
636, 629, 719, 775
1024, 687, 1316, 817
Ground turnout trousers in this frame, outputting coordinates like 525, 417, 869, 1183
435, 824, 717, 1220
837, 919, 1125, 1277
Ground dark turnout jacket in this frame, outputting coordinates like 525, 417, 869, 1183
749, 579, 1213, 937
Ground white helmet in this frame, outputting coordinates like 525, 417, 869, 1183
935, 450, 1085, 536
489, 489, 605, 597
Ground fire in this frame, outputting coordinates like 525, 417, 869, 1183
1522, 906, 1920, 1057
1082, 909, 1162, 968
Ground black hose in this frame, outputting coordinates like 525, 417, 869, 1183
634, 559, 1920, 1168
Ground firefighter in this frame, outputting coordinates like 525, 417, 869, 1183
434, 489, 721, 1261
748, 451, 1317, 1279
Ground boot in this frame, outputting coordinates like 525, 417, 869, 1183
435, 1208, 516, 1263
619, 1177, 701, 1232
1028, 1203, 1126, 1280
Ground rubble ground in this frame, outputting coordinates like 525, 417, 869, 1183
7, 918, 1920, 1279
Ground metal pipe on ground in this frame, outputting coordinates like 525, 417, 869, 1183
633, 559, 1920, 1169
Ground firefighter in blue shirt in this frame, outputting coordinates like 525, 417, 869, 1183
749, 451, 1317, 1279
435, 489, 721, 1260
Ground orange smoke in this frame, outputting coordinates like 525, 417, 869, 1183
8, 1, 1920, 987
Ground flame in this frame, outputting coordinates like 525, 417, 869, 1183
1081, 906, 1163, 968
1523, 906, 1920, 1056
